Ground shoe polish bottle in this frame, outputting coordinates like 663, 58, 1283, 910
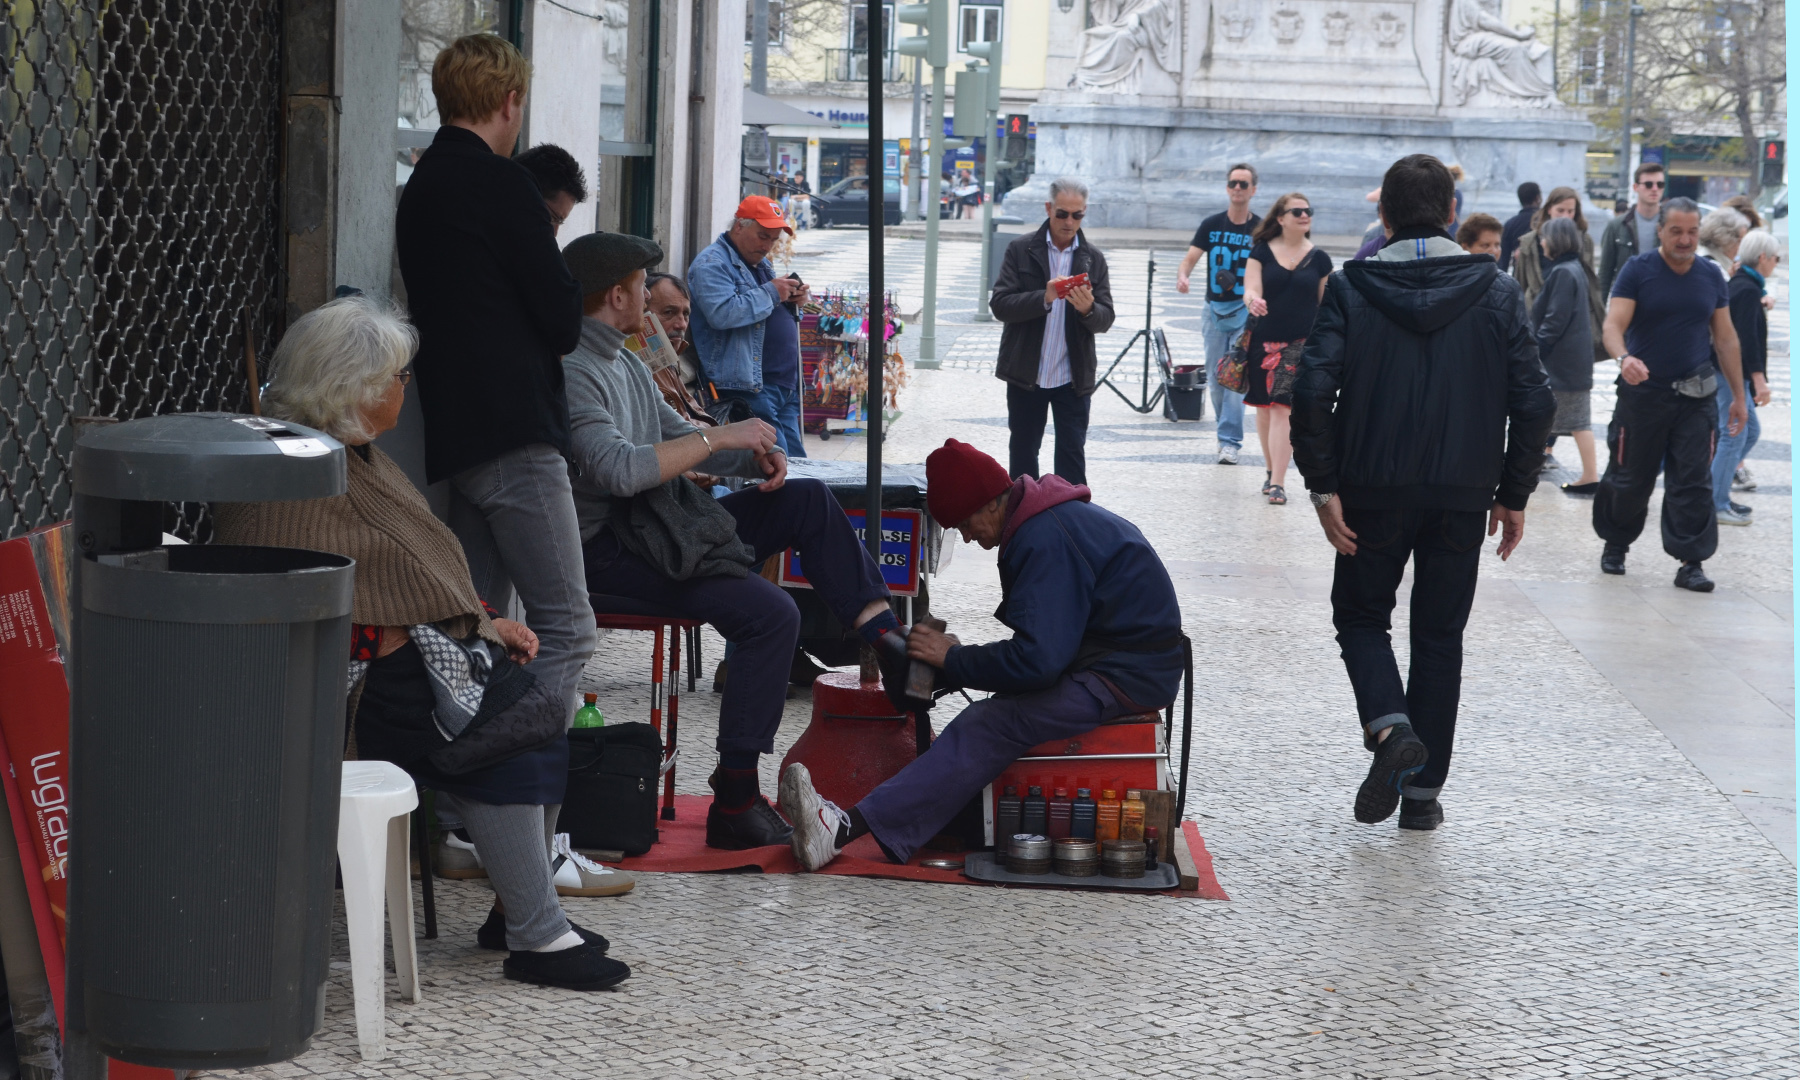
1143, 825, 1160, 872
1046, 788, 1073, 840
1021, 785, 1048, 837
1120, 789, 1146, 842
996, 785, 1023, 852
1071, 788, 1098, 840
1096, 789, 1122, 843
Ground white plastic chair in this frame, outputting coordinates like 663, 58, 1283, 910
337, 761, 420, 1061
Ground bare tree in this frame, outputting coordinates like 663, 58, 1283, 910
1558, 0, 1785, 196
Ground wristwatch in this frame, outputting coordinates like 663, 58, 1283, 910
1309, 491, 1336, 509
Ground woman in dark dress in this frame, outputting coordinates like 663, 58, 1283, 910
1243, 191, 1333, 505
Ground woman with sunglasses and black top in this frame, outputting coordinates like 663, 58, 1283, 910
1243, 192, 1333, 505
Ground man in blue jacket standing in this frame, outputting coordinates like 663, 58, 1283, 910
780, 439, 1185, 870
687, 195, 811, 457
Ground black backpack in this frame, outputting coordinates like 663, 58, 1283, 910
562, 723, 664, 856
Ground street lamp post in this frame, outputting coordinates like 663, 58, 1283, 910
972, 38, 1001, 323
1618, 3, 1643, 199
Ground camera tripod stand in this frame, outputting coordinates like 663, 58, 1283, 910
1095, 250, 1167, 415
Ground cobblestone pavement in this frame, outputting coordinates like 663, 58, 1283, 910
234, 230, 1796, 1079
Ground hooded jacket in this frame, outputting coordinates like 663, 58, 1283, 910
1291, 229, 1555, 513
942, 476, 1184, 710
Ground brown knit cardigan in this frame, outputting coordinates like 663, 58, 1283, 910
213, 444, 501, 648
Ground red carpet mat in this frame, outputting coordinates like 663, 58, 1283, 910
607, 795, 1228, 900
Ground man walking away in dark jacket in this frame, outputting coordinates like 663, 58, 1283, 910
990, 177, 1116, 485
780, 439, 1184, 871
1292, 154, 1554, 832
1592, 198, 1748, 590
1498, 182, 1539, 271
396, 35, 595, 749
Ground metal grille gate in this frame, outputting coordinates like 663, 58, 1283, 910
3, 0, 285, 540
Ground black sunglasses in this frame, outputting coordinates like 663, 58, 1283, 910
1054, 209, 1085, 220
394, 366, 413, 386
1226, 179, 1252, 190
1638, 179, 1666, 189
1285, 206, 1313, 217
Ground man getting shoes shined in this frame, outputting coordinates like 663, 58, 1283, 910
781, 439, 1184, 871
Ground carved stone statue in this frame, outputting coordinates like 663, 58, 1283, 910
1075, 0, 1180, 94
1448, 0, 1557, 107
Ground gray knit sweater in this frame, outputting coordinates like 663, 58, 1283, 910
564, 318, 758, 541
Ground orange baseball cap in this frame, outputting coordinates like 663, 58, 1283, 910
735, 195, 794, 234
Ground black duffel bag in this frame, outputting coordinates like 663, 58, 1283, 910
562, 723, 664, 856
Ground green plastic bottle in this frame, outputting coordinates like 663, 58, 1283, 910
574, 692, 605, 729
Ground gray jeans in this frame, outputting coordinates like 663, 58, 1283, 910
437, 793, 569, 950
447, 442, 596, 724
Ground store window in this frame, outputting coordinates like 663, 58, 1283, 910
958, 2, 1001, 53
598, 0, 659, 237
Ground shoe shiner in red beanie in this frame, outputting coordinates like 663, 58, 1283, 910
780, 438, 1184, 869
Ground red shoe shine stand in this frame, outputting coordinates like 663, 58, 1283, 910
780, 671, 930, 809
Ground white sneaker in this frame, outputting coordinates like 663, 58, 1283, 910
435, 831, 488, 880
1217, 445, 1239, 465
1717, 506, 1754, 527
550, 833, 637, 897
1733, 464, 1756, 491
779, 763, 848, 872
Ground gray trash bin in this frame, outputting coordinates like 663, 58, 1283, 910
67, 413, 351, 1068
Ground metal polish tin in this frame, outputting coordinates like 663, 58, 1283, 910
1100, 839, 1146, 879
1005, 834, 1052, 874
1053, 838, 1099, 877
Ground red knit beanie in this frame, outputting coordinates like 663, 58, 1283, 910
926, 439, 1013, 527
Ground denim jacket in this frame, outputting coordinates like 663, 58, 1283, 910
687, 233, 782, 392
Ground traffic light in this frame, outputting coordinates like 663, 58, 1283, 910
1761, 138, 1784, 186
952, 66, 988, 137
1004, 113, 1030, 161
897, 0, 949, 68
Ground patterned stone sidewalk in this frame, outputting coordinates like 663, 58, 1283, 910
228, 236, 1795, 1079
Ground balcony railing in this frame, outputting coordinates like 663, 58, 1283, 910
825, 48, 914, 83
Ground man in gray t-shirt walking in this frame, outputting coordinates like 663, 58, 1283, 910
1599, 162, 1666, 296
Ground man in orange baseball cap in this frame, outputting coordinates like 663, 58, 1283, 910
686, 195, 810, 460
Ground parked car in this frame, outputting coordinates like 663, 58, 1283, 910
811, 175, 902, 227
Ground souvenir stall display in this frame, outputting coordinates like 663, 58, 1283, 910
800, 290, 906, 439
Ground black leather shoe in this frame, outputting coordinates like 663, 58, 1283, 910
1398, 797, 1444, 831
1355, 725, 1429, 824
478, 907, 609, 954
1674, 562, 1715, 593
869, 628, 934, 713
1600, 544, 1627, 575
705, 795, 795, 850
503, 942, 630, 991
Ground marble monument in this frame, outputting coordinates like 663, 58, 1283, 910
1016, 0, 1593, 233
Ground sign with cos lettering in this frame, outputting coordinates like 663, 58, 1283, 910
779, 508, 924, 596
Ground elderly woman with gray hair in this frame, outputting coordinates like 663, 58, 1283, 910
213, 296, 633, 993
1713, 228, 1778, 523
1532, 217, 1601, 493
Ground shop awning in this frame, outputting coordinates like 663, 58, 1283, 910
742, 90, 837, 128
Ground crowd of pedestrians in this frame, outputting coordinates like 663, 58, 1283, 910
1178, 150, 1780, 592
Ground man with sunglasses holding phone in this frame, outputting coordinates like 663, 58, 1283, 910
1599, 162, 1665, 297
1176, 164, 1261, 464
991, 176, 1116, 484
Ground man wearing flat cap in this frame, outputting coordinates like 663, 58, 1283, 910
780, 439, 1185, 872
686, 195, 811, 457
561, 232, 906, 851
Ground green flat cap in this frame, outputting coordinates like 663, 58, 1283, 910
563, 231, 664, 296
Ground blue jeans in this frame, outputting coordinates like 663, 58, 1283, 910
1202, 304, 1246, 449
718, 378, 807, 458
1711, 380, 1760, 512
